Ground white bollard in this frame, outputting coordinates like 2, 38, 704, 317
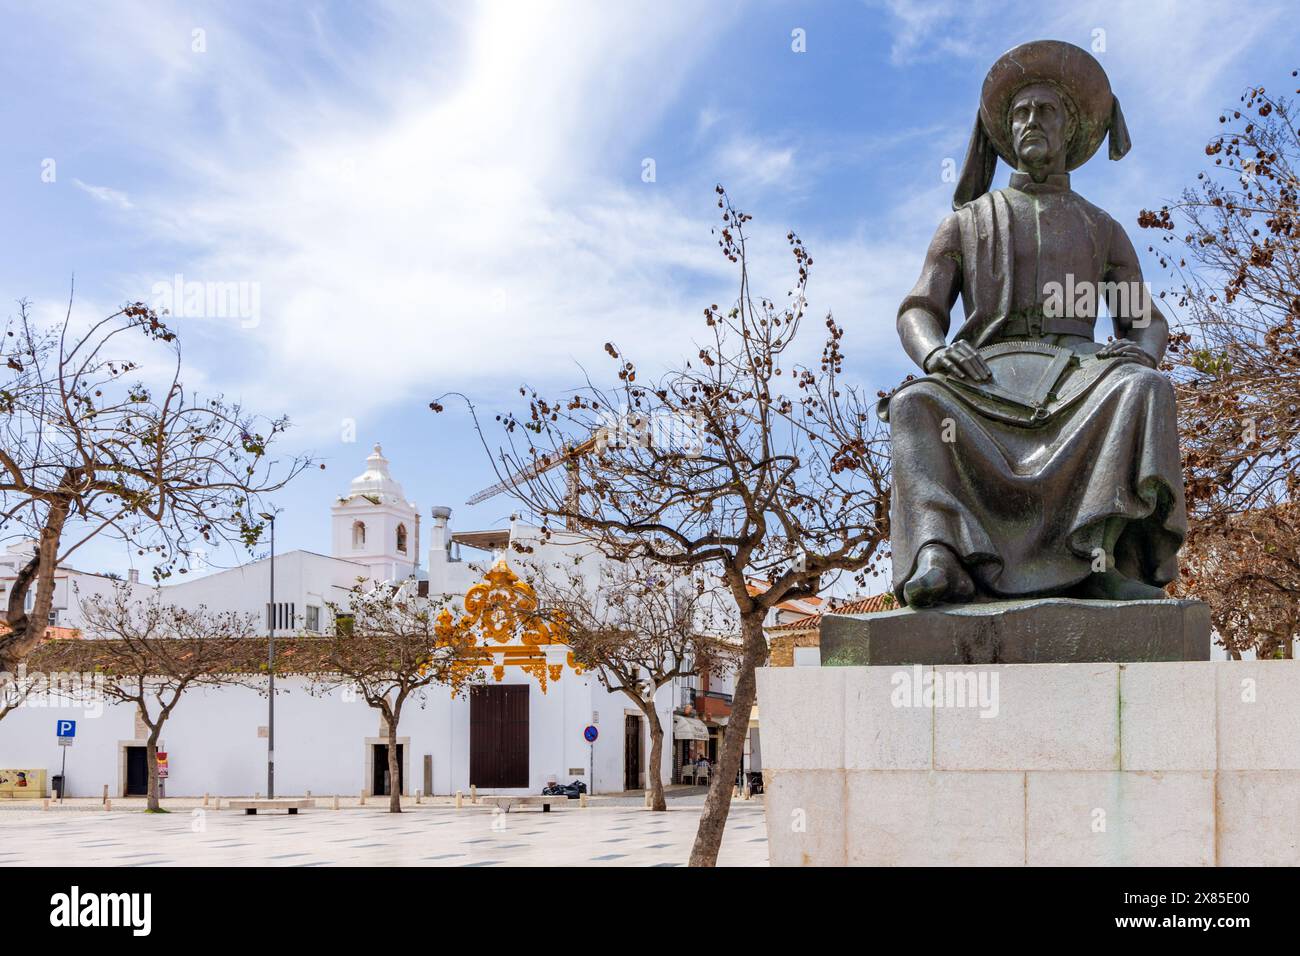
332, 795, 340, 810
455, 790, 463, 809
579, 792, 589, 808
470, 784, 478, 804
104, 799, 112, 812
359, 791, 366, 806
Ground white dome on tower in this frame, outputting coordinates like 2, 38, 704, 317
342, 443, 410, 506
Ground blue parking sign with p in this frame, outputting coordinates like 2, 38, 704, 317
56, 720, 76, 738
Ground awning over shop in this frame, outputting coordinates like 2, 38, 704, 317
673, 714, 710, 741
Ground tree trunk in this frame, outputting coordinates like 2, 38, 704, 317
642, 699, 666, 811
689, 611, 765, 867
145, 725, 161, 812
387, 711, 402, 813
0, 502, 68, 675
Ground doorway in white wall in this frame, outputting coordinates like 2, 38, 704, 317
623, 713, 643, 791
125, 746, 147, 796
371, 743, 405, 796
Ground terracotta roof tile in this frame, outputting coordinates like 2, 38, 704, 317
765, 593, 896, 633
831, 594, 897, 616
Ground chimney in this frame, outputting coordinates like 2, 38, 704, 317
429, 506, 452, 560
128, 569, 140, 584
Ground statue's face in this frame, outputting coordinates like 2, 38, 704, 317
1009, 84, 1067, 169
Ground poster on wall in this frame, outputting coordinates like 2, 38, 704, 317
0, 769, 47, 799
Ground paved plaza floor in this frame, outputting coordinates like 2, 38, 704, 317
0, 796, 769, 866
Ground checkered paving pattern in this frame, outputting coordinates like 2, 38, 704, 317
0, 799, 769, 866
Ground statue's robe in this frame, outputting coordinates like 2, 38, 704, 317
885, 172, 1187, 600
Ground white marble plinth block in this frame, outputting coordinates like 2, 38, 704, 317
757, 661, 1300, 866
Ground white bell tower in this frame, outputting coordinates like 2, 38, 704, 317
330, 443, 420, 580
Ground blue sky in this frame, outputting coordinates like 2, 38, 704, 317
2, 0, 1296, 576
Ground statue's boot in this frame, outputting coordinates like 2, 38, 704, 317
903, 543, 976, 608
1074, 569, 1169, 600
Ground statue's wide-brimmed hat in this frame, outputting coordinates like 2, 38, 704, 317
953, 39, 1131, 208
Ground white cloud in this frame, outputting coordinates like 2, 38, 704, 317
24, 0, 1298, 443
872, 0, 985, 66
73, 179, 133, 210
48, 2, 754, 441
714, 134, 798, 190
868, 0, 1292, 112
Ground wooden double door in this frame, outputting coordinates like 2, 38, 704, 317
469, 685, 529, 788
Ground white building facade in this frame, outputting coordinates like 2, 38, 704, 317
0, 445, 680, 799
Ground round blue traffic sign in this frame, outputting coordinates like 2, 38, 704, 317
583, 725, 599, 743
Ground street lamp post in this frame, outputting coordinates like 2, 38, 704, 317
260, 511, 277, 800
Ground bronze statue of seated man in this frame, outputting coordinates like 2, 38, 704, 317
881, 40, 1187, 608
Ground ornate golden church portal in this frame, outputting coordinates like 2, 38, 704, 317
435, 559, 583, 693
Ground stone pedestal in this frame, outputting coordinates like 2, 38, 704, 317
820, 598, 1210, 666
757, 658, 1300, 866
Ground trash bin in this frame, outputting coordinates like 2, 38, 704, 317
51, 774, 64, 799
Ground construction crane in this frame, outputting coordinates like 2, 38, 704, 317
465, 434, 602, 529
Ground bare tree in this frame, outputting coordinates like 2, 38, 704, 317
1174, 503, 1300, 659
436, 188, 891, 865
529, 559, 734, 810
31, 583, 258, 811
0, 297, 313, 678
308, 580, 482, 812
1140, 72, 1300, 657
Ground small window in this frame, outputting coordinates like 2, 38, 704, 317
266, 602, 296, 631
305, 605, 321, 633
352, 521, 366, 549
396, 524, 408, 553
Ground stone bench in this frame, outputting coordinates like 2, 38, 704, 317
229, 799, 316, 815
478, 795, 559, 813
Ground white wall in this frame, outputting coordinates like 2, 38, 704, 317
0, 670, 675, 798
158, 550, 368, 635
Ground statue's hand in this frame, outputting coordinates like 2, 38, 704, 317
925, 341, 992, 381
1097, 338, 1157, 368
